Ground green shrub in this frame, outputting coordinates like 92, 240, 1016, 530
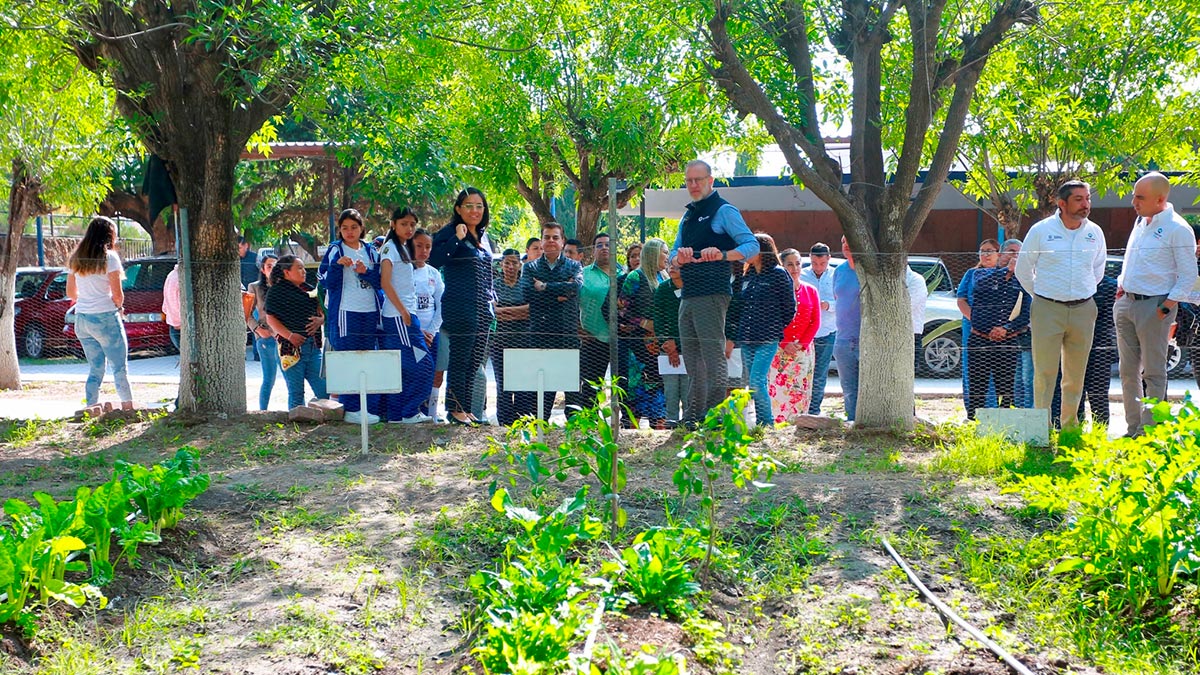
1014, 398, 1200, 613
609, 528, 703, 619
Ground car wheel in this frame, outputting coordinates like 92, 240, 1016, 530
920, 324, 961, 378
1167, 339, 1187, 378
22, 324, 45, 360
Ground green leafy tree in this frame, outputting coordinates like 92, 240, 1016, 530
449, 0, 751, 247
957, 1, 1200, 237
703, 0, 1038, 428
60, 0, 437, 412
0, 15, 116, 389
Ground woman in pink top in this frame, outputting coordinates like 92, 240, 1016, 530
767, 248, 822, 423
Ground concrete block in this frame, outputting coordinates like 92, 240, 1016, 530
288, 405, 325, 423
790, 414, 844, 430
307, 399, 345, 421
975, 408, 1050, 446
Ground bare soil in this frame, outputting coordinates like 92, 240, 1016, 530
0, 397, 1104, 674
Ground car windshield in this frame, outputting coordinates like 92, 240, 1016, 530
16, 273, 42, 299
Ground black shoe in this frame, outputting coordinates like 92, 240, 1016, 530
449, 415, 479, 428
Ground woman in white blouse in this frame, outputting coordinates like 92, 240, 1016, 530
66, 217, 133, 409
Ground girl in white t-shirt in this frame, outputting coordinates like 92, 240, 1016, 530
379, 208, 436, 423
410, 228, 445, 418
66, 217, 133, 409
318, 208, 383, 424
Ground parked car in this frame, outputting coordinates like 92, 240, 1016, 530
13, 267, 72, 359
801, 255, 964, 377
64, 255, 178, 355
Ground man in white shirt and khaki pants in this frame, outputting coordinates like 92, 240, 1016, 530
1015, 180, 1107, 428
1115, 172, 1198, 437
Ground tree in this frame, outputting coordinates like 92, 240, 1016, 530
0, 16, 116, 390
62, 0, 424, 413
957, 1, 1200, 237
448, 0, 750, 247
704, 0, 1037, 428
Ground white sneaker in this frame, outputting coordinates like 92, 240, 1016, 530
345, 411, 380, 424
400, 413, 433, 424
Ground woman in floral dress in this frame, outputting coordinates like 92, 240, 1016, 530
767, 249, 821, 423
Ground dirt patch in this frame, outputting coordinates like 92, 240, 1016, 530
0, 405, 1108, 674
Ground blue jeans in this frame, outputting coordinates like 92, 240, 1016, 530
168, 326, 181, 351
740, 342, 779, 427
833, 338, 859, 421
1014, 348, 1034, 408
281, 338, 327, 409
76, 311, 132, 405
255, 336, 281, 410
809, 333, 836, 414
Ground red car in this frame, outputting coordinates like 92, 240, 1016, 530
14, 267, 73, 359
64, 256, 178, 355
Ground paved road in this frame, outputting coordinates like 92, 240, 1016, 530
12, 350, 1200, 424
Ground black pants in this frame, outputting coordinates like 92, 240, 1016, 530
492, 328, 535, 426
446, 329, 488, 415
566, 336, 611, 416
966, 333, 1019, 420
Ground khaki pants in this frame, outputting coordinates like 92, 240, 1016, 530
1114, 294, 1176, 435
1031, 296, 1097, 428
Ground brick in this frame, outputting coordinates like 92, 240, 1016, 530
307, 399, 345, 421
288, 405, 326, 423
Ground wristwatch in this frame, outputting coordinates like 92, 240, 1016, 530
720, 250, 727, 262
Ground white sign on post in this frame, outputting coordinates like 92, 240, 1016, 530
324, 350, 403, 455
503, 348, 580, 440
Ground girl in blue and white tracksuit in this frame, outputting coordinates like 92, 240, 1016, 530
318, 209, 383, 419
379, 207, 436, 423
410, 228, 445, 418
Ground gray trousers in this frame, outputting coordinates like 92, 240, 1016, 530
662, 373, 691, 423
679, 294, 730, 424
1115, 294, 1176, 435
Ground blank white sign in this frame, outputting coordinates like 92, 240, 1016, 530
503, 349, 581, 392
324, 350, 403, 394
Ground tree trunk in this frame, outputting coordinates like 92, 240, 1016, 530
99, 189, 176, 254
855, 268, 914, 428
576, 198, 603, 254
172, 142, 248, 414
0, 159, 48, 390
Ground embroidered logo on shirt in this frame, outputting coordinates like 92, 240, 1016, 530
698, 215, 711, 222
1085, 232, 1096, 241
1154, 227, 1164, 239
1047, 234, 1063, 242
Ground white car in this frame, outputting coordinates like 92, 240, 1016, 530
801, 255, 962, 377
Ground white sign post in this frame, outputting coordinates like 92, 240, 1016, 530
324, 350, 403, 455
503, 348, 580, 442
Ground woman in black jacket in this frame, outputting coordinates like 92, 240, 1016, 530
735, 233, 796, 427
429, 187, 495, 427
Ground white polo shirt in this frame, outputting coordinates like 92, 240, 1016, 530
799, 265, 837, 338
1118, 202, 1198, 302
1015, 212, 1106, 302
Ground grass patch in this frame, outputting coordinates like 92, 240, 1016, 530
253, 599, 385, 674
922, 425, 1060, 478
1, 417, 65, 447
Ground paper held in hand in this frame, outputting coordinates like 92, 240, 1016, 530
658, 348, 742, 378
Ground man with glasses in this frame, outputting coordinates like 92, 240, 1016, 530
800, 242, 837, 414
572, 232, 617, 414
1015, 180, 1106, 428
669, 160, 759, 427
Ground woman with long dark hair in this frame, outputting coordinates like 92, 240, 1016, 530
318, 208, 383, 424
67, 216, 134, 409
429, 188, 495, 427
264, 255, 327, 409
378, 207, 436, 423
735, 233, 796, 427
246, 252, 280, 410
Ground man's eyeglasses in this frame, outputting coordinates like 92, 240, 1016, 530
979, 249, 999, 254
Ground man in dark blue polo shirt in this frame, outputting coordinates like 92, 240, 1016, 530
669, 160, 759, 426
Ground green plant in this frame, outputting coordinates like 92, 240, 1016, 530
471, 605, 584, 675
672, 391, 778, 576
116, 447, 210, 534
2, 418, 64, 447
485, 381, 630, 536
1014, 400, 1200, 612
609, 528, 703, 619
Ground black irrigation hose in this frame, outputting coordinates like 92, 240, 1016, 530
880, 536, 1036, 675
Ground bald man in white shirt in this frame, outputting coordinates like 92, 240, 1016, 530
1015, 180, 1107, 428
1115, 172, 1198, 436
